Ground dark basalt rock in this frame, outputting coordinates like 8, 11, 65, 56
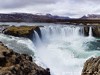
92, 26, 100, 37
0, 42, 50, 75
0, 56, 6, 67
84, 27, 89, 36
81, 56, 100, 75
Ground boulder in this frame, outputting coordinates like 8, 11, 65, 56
3, 26, 42, 39
81, 56, 100, 75
0, 42, 50, 75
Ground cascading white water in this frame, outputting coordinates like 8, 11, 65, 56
33, 31, 42, 47
40, 26, 84, 42
89, 27, 92, 37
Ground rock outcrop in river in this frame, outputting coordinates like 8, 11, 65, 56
81, 56, 100, 75
0, 42, 50, 75
3, 26, 42, 39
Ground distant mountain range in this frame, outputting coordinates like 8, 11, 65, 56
0, 13, 70, 23
0, 13, 100, 23
81, 14, 100, 19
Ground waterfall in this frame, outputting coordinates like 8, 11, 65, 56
40, 26, 84, 42
34, 25, 87, 75
31, 25, 98, 75
0, 22, 99, 75
33, 31, 42, 47
89, 27, 92, 37
0, 24, 99, 75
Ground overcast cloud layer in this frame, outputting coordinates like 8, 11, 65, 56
0, 0, 100, 17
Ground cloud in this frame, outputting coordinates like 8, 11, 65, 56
0, 0, 57, 9
0, 0, 100, 17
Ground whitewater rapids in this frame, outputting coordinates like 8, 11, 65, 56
0, 24, 99, 75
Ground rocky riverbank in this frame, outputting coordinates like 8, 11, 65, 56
81, 56, 100, 75
0, 42, 50, 75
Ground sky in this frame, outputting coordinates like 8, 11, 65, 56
0, 0, 100, 18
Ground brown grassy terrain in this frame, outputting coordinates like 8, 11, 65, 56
3, 26, 40, 38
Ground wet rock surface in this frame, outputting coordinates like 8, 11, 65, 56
81, 56, 100, 75
0, 42, 50, 75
